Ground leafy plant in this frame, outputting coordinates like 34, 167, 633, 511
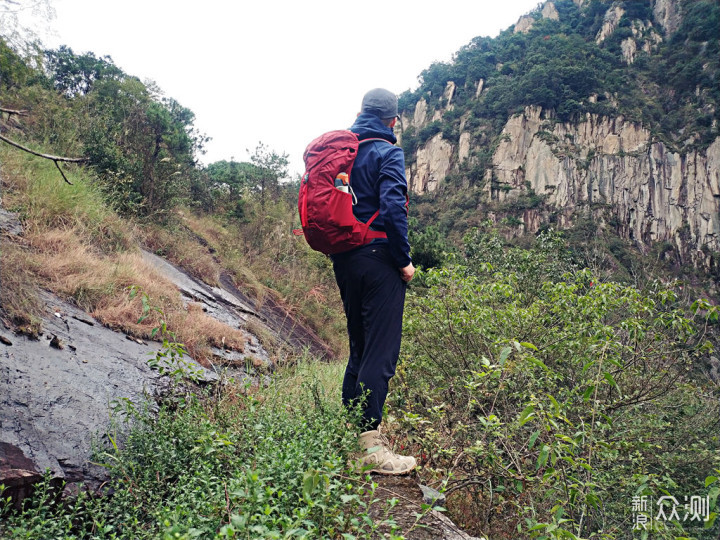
390, 236, 720, 538
0, 365, 410, 539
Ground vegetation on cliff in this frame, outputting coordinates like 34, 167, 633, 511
400, 0, 720, 299
401, 0, 719, 155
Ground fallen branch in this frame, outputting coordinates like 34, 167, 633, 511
0, 133, 88, 185
0, 107, 28, 116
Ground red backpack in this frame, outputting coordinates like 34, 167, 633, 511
293, 130, 388, 255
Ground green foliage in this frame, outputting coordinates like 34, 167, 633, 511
479, 31, 619, 122
3, 147, 131, 253
0, 375, 399, 539
44, 45, 124, 96
0, 45, 209, 219
247, 142, 290, 210
391, 234, 720, 538
0, 38, 38, 89
464, 227, 575, 292
415, 120, 443, 147
408, 217, 453, 270
81, 77, 203, 217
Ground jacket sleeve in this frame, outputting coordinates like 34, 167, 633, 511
378, 147, 412, 268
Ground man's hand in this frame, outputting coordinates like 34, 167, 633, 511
399, 263, 415, 283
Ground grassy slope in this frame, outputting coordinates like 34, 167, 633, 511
0, 143, 346, 364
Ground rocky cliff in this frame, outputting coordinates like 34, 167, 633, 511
491, 106, 720, 265
398, 0, 719, 266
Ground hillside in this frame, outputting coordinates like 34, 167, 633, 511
398, 0, 719, 283
2, 2, 720, 538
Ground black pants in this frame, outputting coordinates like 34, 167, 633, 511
333, 245, 407, 431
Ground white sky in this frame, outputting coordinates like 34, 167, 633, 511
36, 0, 541, 176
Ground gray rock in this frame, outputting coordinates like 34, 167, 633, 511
0, 208, 23, 237
420, 483, 447, 507
0, 209, 334, 504
0, 292, 216, 493
142, 249, 332, 362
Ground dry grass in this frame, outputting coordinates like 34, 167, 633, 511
149, 200, 347, 360
0, 148, 248, 364
1, 145, 343, 367
221, 259, 265, 304
0, 240, 44, 336
140, 223, 221, 286
168, 303, 247, 366
177, 209, 230, 252
28, 228, 248, 365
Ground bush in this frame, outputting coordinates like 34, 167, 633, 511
391, 254, 720, 538
0, 370, 395, 539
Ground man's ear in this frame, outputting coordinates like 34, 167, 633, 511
389, 118, 397, 128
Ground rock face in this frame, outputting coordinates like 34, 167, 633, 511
409, 133, 454, 193
394, 0, 715, 265
596, 4, 625, 43
404, 101, 720, 265
653, 0, 682, 35
621, 37, 637, 64
514, 14, 535, 34
490, 106, 720, 263
514, 1, 559, 34
0, 291, 184, 498
0, 211, 332, 502
0, 442, 42, 508
542, 2, 560, 21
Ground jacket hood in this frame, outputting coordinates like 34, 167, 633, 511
349, 113, 398, 145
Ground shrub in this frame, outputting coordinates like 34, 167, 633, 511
391, 256, 720, 538
0, 369, 394, 539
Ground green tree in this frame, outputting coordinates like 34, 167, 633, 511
408, 217, 451, 270
247, 142, 289, 209
205, 159, 263, 219
44, 45, 124, 96
79, 76, 202, 216
0, 37, 36, 89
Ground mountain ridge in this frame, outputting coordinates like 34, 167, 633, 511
396, 0, 719, 272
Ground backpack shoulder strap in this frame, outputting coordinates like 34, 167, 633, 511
358, 137, 393, 146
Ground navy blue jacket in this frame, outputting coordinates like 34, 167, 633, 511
347, 113, 411, 268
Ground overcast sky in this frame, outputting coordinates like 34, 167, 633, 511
37, 0, 540, 176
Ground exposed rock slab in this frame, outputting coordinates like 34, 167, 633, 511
409, 133, 453, 193
654, 0, 682, 35
140, 250, 332, 361
0, 208, 22, 236
596, 4, 625, 43
0, 291, 215, 494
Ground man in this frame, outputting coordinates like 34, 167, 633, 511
331, 88, 416, 475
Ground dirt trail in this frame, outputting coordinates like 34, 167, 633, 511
369, 474, 483, 539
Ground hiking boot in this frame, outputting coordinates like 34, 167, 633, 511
357, 429, 417, 475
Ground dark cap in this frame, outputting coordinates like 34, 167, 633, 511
361, 88, 399, 119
